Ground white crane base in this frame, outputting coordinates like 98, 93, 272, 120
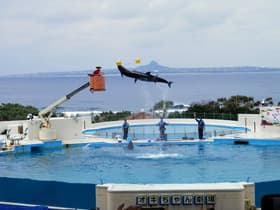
39, 128, 57, 141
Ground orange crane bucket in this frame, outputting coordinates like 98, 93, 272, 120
88, 67, 106, 92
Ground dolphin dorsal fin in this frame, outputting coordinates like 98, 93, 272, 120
145, 72, 151, 75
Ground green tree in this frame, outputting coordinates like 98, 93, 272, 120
92, 111, 131, 123
161, 95, 260, 120
222, 95, 257, 114
0, 103, 38, 121
188, 100, 220, 114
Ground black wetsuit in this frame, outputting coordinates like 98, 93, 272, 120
158, 120, 168, 140
122, 121, 129, 140
196, 118, 205, 139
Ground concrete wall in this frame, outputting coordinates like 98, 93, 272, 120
2, 113, 280, 143
238, 114, 280, 139
96, 183, 255, 210
0, 120, 28, 135
25, 117, 92, 142
49, 117, 91, 140
42, 115, 280, 141
24, 117, 242, 143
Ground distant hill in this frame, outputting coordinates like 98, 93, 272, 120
3, 61, 280, 78
135, 60, 172, 72
135, 61, 280, 74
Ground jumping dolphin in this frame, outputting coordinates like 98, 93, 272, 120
116, 62, 173, 88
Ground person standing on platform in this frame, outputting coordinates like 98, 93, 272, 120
194, 113, 205, 140
157, 117, 168, 141
122, 119, 129, 140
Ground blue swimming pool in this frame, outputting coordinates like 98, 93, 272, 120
83, 123, 246, 140
1, 142, 280, 184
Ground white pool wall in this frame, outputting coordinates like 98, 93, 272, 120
96, 182, 255, 210
1, 113, 280, 145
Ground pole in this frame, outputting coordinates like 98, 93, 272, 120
245, 117, 247, 133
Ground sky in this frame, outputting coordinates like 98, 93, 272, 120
0, 0, 280, 75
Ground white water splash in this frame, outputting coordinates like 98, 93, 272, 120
136, 152, 182, 159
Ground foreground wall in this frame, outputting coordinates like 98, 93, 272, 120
0, 177, 96, 209
96, 183, 255, 210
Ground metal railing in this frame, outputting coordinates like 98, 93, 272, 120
96, 126, 244, 140
164, 112, 238, 121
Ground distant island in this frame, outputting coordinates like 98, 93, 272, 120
3, 61, 280, 78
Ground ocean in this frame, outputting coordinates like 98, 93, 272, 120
0, 71, 279, 112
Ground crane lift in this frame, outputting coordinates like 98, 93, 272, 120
38, 67, 105, 140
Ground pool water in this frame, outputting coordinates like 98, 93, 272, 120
1, 143, 280, 184
83, 124, 246, 140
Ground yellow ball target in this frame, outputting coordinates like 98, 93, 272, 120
135, 58, 141, 64
116, 60, 122, 66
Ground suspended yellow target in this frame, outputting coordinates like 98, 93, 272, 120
116, 60, 122, 66
135, 58, 141, 64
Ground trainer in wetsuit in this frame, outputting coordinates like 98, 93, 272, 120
157, 118, 168, 140
194, 113, 205, 140
122, 119, 129, 140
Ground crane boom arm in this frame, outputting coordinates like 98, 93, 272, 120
39, 82, 90, 126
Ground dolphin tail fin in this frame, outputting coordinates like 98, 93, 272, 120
168, 81, 173, 88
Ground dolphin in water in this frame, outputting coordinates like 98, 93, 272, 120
127, 140, 134, 150
116, 63, 173, 88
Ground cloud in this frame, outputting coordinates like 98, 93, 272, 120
0, 0, 280, 74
